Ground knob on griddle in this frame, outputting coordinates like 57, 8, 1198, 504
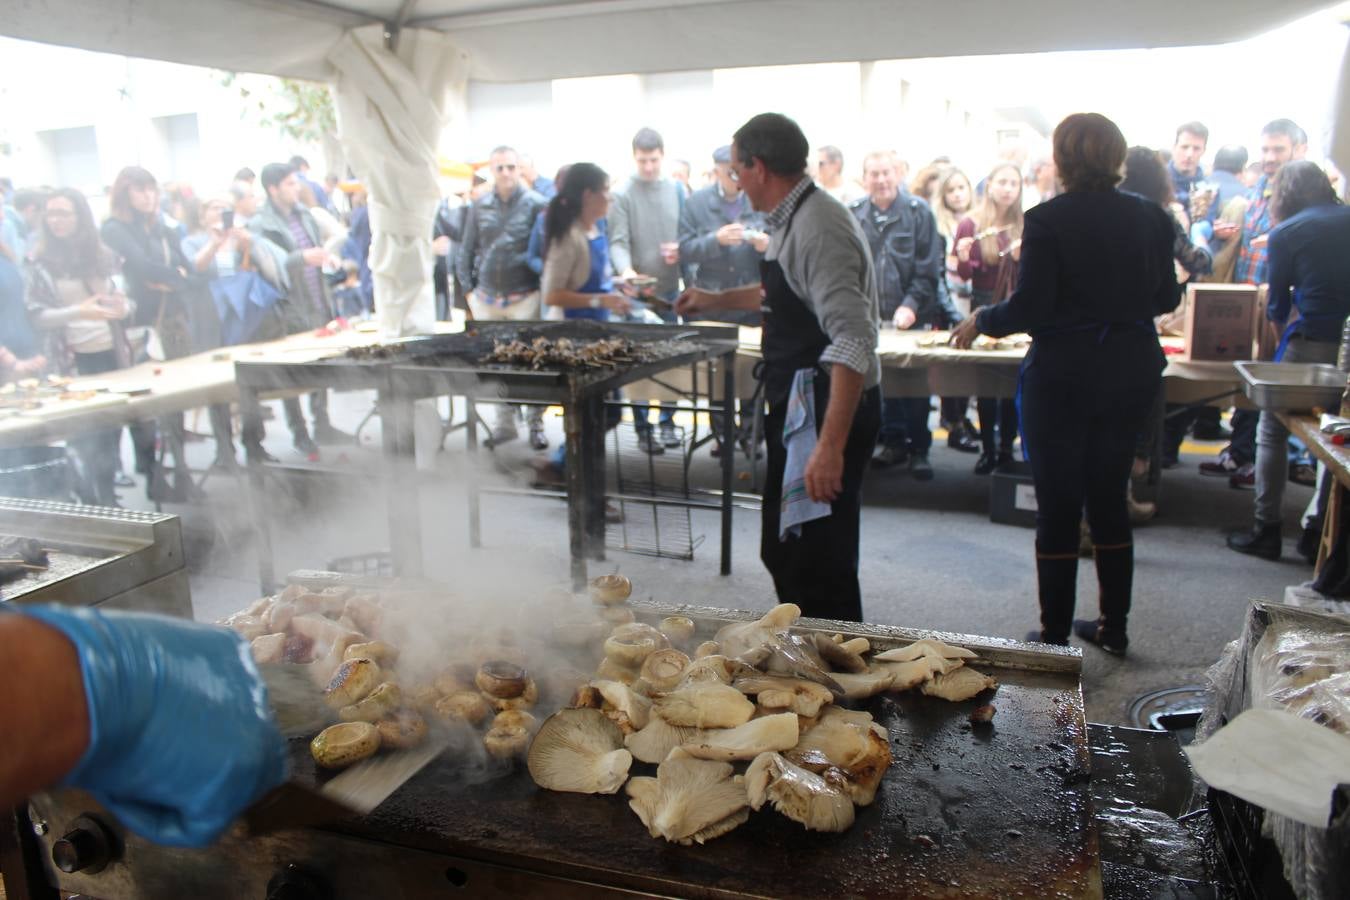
52, 815, 114, 874
266, 865, 330, 900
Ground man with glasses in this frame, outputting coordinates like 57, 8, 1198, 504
456, 145, 548, 448
676, 113, 881, 622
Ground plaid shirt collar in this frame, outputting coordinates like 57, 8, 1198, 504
764, 175, 812, 233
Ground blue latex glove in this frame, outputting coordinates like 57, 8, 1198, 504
13, 605, 288, 847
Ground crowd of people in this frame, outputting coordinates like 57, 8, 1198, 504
1, 115, 1347, 562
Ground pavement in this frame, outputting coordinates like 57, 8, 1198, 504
124, 393, 1328, 728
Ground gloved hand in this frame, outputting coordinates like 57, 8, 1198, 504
16, 605, 288, 847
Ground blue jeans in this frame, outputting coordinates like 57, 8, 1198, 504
628, 294, 678, 432
880, 397, 932, 453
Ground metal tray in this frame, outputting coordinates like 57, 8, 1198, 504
1234, 361, 1346, 411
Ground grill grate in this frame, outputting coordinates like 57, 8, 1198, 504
608, 419, 697, 560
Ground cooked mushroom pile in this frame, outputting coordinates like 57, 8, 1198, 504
483, 336, 663, 370
530, 593, 998, 844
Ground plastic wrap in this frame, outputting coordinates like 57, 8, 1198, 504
1195, 601, 1350, 900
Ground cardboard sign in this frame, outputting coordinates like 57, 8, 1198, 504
1182, 283, 1259, 362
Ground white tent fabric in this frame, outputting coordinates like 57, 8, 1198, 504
1329, 22, 1350, 189
327, 24, 469, 336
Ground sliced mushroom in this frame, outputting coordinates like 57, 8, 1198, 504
659, 616, 696, 645
874, 638, 978, 663
376, 710, 429, 749
324, 658, 382, 709
921, 667, 997, 702
734, 675, 835, 718
592, 680, 652, 733
830, 667, 896, 700
433, 691, 492, 727
814, 634, 868, 673
681, 712, 799, 761
528, 708, 633, 794
745, 752, 855, 832
604, 623, 669, 668
589, 573, 633, 605
653, 682, 755, 729
625, 717, 699, 764
640, 649, 690, 692
311, 721, 380, 769
788, 707, 892, 807
625, 748, 749, 845
476, 660, 530, 699
339, 682, 402, 723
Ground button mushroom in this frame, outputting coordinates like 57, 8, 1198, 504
339, 682, 402, 723
476, 660, 529, 699
311, 721, 381, 769
658, 616, 696, 645
433, 691, 492, 727
345, 641, 400, 666
640, 649, 690, 693
745, 752, 855, 833
625, 748, 749, 845
604, 623, 669, 668
589, 573, 633, 606
324, 658, 381, 709
376, 710, 429, 749
527, 708, 633, 795
680, 712, 800, 761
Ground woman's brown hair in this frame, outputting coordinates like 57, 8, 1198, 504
108, 166, 158, 223
1271, 160, 1339, 224
972, 163, 1024, 262
1053, 113, 1127, 193
34, 187, 114, 280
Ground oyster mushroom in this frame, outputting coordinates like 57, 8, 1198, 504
814, 634, 868, 673
875, 639, 977, 663
640, 649, 691, 692
604, 623, 669, 668
339, 681, 402, 723
653, 682, 755, 729
589, 573, 633, 605
693, 640, 721, 659
311, 721, 380, 769
433, 691, 492, 727
921, 667, 997, 702
625, 718, 698, 764
787, 707, 892, 806
625, 748, 749, 845
376, 710, 429, 749
681, 712, 800, 761
659, 616, 697, 644
714, 604, 801, 659
324, 658, 381, 709
528, 708, 633, 794
837, 637, 870, 656
745, 752, 855, 833
874, 656, 947, 692
476, 660, 530, 699
831, 667, 896, 700
734, 675, 835, 718
592, 680, 652, 733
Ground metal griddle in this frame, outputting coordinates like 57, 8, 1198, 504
23, 599, 1101, 900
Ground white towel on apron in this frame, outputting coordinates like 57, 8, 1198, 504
780, 367, 832, 540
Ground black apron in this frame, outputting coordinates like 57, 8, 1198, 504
758, 184, 881, 623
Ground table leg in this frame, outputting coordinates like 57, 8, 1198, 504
721, 352, 735, 576
1316, 479, 1343, 576
562, 399, 588, 589
381, 388, 423, 578
580, 394, 607, 561
241, 386, 276, 594
466, 395, 482, 549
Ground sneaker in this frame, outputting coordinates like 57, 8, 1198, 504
909, 452, 934, 481
872, 444, 909, 468
636, 430, 666, 455
1228, 463, 1255, 489
1198, 451, 1239, 477
312, 422, 356, 445
660, 422, 682, 448
529, 424, 549, 451
1289, 462, 1316, 487
1226, 522, 1281, 560
1297, 524, 1321, 564
946, 421, 981, 454
1072, 618, 1128, 656
1024, 629, 1068, 647
973, 451, 999, 475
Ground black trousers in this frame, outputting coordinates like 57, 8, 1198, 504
761, 381, 881, 622
1021, 330, 1161, 641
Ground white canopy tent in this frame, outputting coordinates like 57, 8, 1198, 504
3, 0, 1341, 333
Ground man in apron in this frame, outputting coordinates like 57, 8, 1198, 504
676, 113, 882, 622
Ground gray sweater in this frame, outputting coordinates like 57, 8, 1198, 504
768, 187, 881, 389
609, 176, 682, 295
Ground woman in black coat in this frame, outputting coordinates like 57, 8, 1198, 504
952, 113, 1180, 655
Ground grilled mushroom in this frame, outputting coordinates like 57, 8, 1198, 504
339, 682, 402, 723
625, 748, 749, 845
830, 667, 896, 700
492, 709, 539, 733
597, 605, 637, 626
921, 667, 997, 702
345, 641, 400, 666
653, 682, 755, 729
640, 649, 690, 692
659, 616, 696, 645
734, 675, 835, 718
745, 752, 855, 832
680, 712, 800, 761
492, 678, 539, 712
814, 634, 868, 673
874, 638, 977, 664
251, 633, 287, 665
625, 717, 698, 764
873, 656, 946, 692
604, 623, 669, 667
483, 725, 531, 760
527, 708, 632, 794
476, 660, 530, 699
433, 691, 492, 727
693, 640, 721, 659
324, 658, 382, 709
376, 711, 429, 749
679, 654, 734, 686
595, 657, 640, 686
591, 680, 652, 733
787, 707, 892, 806
311, 721, 380, 769
589, 574, 633, 606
